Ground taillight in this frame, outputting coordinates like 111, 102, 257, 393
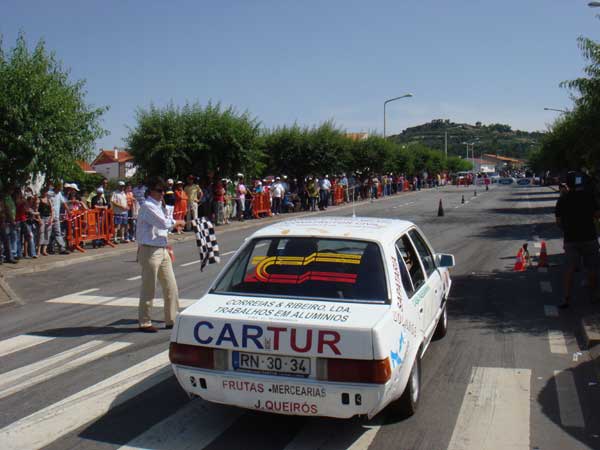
318, 358, 392, 384
169, 342, 214, 369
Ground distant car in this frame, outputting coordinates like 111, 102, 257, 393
498, 177, 515, 185
169, 217, 455, 419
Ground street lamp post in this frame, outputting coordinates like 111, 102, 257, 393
463, 142, 476, 171
444, 125, 463, 158
543, 107, 568, 113
383, 93, 413, 138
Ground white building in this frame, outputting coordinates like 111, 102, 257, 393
91, 148, 137, 180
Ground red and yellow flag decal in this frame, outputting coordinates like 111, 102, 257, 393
245, 252, 362, 285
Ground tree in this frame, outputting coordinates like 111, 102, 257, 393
446, 156, 472, 173
0, 33, 107, 192
263, 121, 350, 180
128, 102, 264, 180
537, 26, 600, 174
348, 136, 393, 174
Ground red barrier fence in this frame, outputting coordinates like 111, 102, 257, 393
65, 208, 115, 253
252, 192, 272, 219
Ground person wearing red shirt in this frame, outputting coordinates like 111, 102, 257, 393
173, 181, 188, 234
214, 180, 226, 225
15, 191, 37, 258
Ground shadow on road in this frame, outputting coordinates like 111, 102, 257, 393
503, 196, 558, 202
511, 190, 557, 196
488, 206, 556, 216
537, 357, 600, 449
449, 271, 553, 337
76, 375, 189, 447
475, 221, 561, 242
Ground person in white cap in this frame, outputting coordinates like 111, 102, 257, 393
271, 176, 284, 215
111, 181, 129, 243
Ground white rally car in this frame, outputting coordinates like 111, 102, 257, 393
169, 217, 454, 419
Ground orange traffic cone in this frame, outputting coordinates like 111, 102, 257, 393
513, 248, 525, 272
538, 241, 548, 268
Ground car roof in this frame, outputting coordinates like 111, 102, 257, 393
250, 216, 415, 244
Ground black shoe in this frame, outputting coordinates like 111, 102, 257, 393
6, 259, 18, 264
165, 324, 174, 330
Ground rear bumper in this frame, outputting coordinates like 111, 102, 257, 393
172, 364, 390, 419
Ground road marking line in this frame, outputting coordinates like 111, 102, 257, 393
126, 275, 142, 281
540, 281, 552, 293
538, 267, 548, 273
44, 288, 101, 304
447, 367, 531, 450
0, 351, 170, 450
0, 340, 131, 400
548, 330, 568, 354
544, 305, 559, 317
180, 260, 200, 267
119, 399, 242, 450
284, 417, 382, 450
222, 250, 235, 256
554, 370, 585, 428
47, 294, 195, 308
0, 335, 56, 359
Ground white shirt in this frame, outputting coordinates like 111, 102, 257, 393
272, 183, 284, 198
320, 179, 331, 190
111, 190, 128, 214
136, 196, 175, 247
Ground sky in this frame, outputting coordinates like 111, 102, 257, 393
2, 1, 599, 151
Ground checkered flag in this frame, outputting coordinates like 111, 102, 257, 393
194, 217, 220, 271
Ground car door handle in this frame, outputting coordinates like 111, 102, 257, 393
419, 308, 423, 314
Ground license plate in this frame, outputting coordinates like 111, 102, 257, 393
232, 351, 310, 377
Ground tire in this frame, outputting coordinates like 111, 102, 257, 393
433, 304, 448, 340
389, 352, 421, 418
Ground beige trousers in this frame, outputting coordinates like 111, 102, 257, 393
138, 245, 179, 327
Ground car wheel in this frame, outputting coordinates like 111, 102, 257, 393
390, 352, 421, 418
433, 304, 448, 340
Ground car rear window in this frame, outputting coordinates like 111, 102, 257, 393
212, 237, 388, 302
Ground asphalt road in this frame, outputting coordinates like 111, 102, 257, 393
1, 184, 599, 450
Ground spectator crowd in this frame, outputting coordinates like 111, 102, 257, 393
0, 171, 450, 265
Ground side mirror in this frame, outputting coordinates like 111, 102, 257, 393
436, 253, 455, 268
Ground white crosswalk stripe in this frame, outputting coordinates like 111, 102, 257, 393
554, 370, 585, 429
283, 417, 382, 450
0, 340, 131, 400
447, 367, 531, 450
0, 334, 55, 359
46, 293, 196, 308
119, 399, 242, 450
547, 330, 568, 354
0, 351, 171, 450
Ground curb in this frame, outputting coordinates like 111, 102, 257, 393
0, 186, 458, 278
0, 274, 22, 306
